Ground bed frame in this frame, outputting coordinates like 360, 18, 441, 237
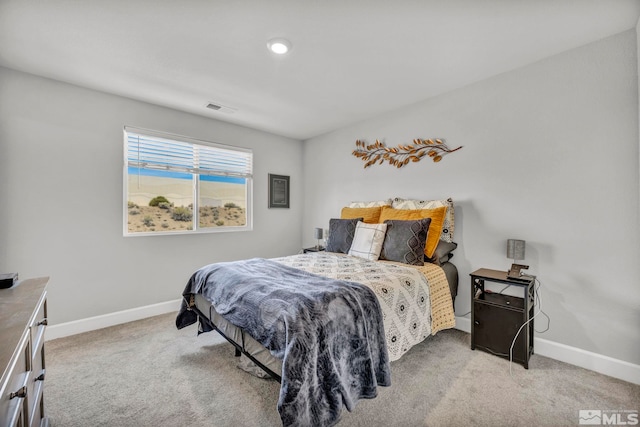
185, 293, 283, 381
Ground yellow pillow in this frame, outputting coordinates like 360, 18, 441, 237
379, 206, 447, 258
341, 206, 387, 224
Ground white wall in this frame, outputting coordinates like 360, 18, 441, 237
0, 67, 303, 324
302, 30, 640, 365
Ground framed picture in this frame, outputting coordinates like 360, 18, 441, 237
268, 174, 290, 208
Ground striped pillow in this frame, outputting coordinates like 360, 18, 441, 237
348, 221, 387, 261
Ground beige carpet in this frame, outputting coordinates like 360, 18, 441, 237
44, 313, 639, 426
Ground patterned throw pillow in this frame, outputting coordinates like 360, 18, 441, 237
379, 219, 431, 266
378, 206, 447, 259
391, 197, 455, 243
348, 221, 387, 261
325, 218, 362, 254
348, 199, 393, 208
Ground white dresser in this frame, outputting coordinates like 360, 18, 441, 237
0, 277, 50, 427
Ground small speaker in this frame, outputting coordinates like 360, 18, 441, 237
0, 273, 18, 289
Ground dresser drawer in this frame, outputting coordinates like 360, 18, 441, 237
30, 296, 47, 362
0, 332, 30, 427
27, 295, 47, 425
27, 357, 45, 427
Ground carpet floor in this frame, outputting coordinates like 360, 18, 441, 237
44, 313, 639, 426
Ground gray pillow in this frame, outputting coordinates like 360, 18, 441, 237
325, 218, 362, 254
427, 240, 458, 265
379, 218, 431, 266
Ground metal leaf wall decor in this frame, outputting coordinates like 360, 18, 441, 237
352, 138, 462, 168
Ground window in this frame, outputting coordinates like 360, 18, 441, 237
124, 127, 252, 235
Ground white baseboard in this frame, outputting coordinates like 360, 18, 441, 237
455, 315, 472, 333
533, 337, 640, 385
454, 315, 640, 385
46, 299, 183, 340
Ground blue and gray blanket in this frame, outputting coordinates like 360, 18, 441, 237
176, 257, 391, 427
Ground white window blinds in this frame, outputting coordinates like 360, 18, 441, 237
125, 128, 253, 179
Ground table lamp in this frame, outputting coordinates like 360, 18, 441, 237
506, 239, 528, 278
314, 227, 324, 250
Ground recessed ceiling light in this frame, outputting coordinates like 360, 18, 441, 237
267, 38, 291, 55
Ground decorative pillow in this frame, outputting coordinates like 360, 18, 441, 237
391, 197, 455, 243
426, 240, 458, 266
348, 221, 387, 261
341, 206, 386, 224
431, 252, 452, 266
379, 219, 431, 266
325, 218, 362, 254
348, 199, 393, 208
379, 206, 447, 259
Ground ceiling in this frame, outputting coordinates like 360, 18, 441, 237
1, 1, 639, 140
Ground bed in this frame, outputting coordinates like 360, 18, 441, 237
176, 199, 458, 426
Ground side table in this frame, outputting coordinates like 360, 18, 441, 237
470, 268, 535, 368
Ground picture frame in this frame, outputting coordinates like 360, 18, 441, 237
268, 174, 290, 208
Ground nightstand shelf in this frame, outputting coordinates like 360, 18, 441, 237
470, 268, 535, 369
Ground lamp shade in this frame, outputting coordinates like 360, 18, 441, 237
314, 227, 323, 240
507, 239, 525, 260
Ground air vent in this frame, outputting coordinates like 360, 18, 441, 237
206, 102, 237, 114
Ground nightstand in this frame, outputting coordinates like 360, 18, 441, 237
470, 268, 535, 368
303, 247, 325, 253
